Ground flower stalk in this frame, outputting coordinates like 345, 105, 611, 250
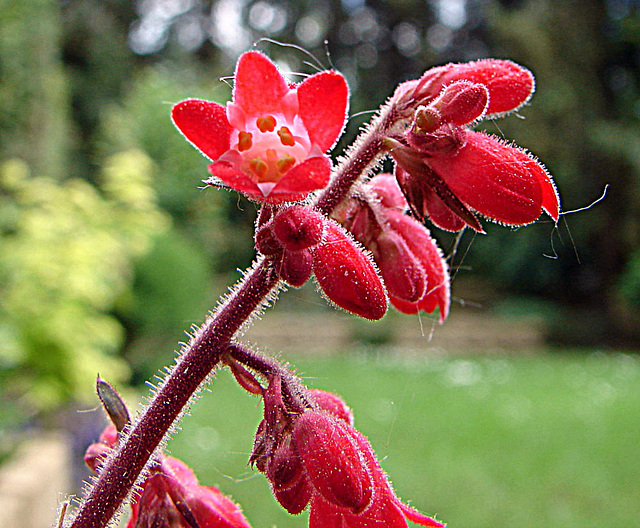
68, 93, 394, 528
68, 259, 280, 528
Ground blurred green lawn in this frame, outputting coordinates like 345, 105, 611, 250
168, 351, 640, 528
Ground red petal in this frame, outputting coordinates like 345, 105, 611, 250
208, 161, 262, 199
428, 59, 534, 116
422, 186, 468, 231
308, 389, 354, 425
298, 71, 349, 152
374, 230, 426, 303
509, 147, 560, 221
309, 493, 409, 528
312, 221, 387, 320
172, 99, 231, 160
234, 51, 289, 115
427, 131, 545, 226
266, 156, 332, 204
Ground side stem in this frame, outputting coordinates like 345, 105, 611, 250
68, 260, 279, 528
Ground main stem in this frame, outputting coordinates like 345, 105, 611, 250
68, 98, 399, 528
69, 260, 279, 528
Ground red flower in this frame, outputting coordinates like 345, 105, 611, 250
85, 426, 252, 528
172, 51, 349, 203
389, 60, 559, 232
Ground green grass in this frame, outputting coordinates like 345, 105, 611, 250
168, 350, 640, 528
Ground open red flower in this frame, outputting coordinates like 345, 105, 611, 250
389, 60, 560, 232
172, 51, 348, 203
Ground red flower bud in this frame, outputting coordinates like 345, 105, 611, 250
265, 437, 311, 514
254, 222, 282, 256
272, 206, 325, 251
433, 81, 488, 126
277, 248, 313, 287
311, 220, 387, 320
294, 411, 373, 513
308, 389, 354, 425
374, 229, 427, 303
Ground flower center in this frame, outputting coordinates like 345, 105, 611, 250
232, 113, 311, 186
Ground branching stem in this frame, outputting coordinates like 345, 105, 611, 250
67, 97, 396, 528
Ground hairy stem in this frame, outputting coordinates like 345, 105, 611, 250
69, 97, 400, 528
68, 260, 279, 528
315, 103, 400, 215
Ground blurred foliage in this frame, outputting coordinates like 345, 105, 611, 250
0, 151, 169, 414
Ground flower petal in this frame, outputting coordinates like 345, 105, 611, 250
234, 51, 289, 116
294, 411, 373, 513
298, 70, 349, 152
208, 161, 262, 198
421, 186, 468, 232
172, 99, 232, 160
386, 211, 450, 322
267, 156, 332, 203
427, 131, 545, 226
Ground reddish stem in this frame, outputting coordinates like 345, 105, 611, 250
68, 96, 398, 528
68, 260, 279, 528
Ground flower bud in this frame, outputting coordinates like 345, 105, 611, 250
265, 436, 312, 514
433, 81, 488, 126
311, 220, 387, 320
277, 248, 313, 287
272, 205, 325, 251
293, 411, 373, 513
254, 222, 282, 256
374, 230, 427, 303
308, 389, 354, 425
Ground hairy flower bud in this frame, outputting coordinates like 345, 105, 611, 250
311, 220, 387, 320
277, 248, 313, 287
433, 81, 488, 126
294, 411, 373, 513
271, 206, 325, 251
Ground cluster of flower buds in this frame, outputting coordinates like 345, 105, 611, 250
250, 377, 445, 528
387, 59, 560, 232
334, 174, 449, 321
254, 204, 388, 320
85, 424, 252, 528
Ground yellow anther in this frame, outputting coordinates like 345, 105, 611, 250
277, 126, 295, 146
277, 154, 296, 174
256, 115, 276, 133
249, 157, 268, 178
238, 131, 253, 152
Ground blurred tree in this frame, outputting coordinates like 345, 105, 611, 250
478, 0, 640, 345
0, 0, 71, 179
0, 150, 169, 414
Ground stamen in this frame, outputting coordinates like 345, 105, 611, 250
250, 158, 268, 178
277, 154, 296, 174
277, 126, 295, 146
238, 131, 253, 152
257, 115, 276, 133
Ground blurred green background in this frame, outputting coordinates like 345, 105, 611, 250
0, 0, 639, 526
